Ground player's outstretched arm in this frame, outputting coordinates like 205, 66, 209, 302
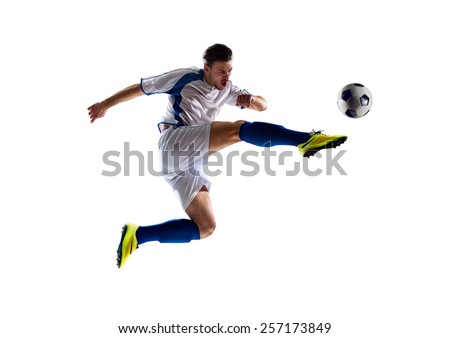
236, 94, 267, 111
88, 84, 144, 123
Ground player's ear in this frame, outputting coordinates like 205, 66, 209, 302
203, 64, 210, 73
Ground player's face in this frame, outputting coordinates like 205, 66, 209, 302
203, 61, 233, 90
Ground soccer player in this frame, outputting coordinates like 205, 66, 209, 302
88, 44, 347, 268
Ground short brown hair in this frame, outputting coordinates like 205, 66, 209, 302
203, 44, 233, 67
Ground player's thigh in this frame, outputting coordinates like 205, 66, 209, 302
185, 186, 216, 239
209, 120, 246, 153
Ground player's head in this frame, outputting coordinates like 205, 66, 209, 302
203, 44, 233, 90
203, 44, 233, 67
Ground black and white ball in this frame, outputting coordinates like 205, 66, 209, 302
337, 83, 372, 118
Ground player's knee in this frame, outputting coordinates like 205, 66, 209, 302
233, 120, 247, 141
198, 220, 216, 239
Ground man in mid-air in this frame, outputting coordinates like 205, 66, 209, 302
88, 44, 347, 268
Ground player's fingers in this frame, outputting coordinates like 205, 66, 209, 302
244, 95, 251, 107
238, 94, 248, 107
88, 102, 101, 112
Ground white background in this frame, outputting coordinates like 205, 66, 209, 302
1, 0, 449, 337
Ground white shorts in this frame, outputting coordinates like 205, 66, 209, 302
158, 124, 212, 210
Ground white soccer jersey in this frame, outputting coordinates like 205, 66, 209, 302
140, 67, 244, 127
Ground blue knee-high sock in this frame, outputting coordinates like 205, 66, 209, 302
136, 219, 200, 244
239, 121, 310, 147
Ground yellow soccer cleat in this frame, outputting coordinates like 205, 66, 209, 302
116, 223, 139, 268
298, 130, 347, 158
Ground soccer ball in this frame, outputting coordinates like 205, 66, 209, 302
337, 83, 372, 118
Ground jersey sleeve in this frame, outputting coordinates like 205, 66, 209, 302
140, 68, 193, 95
224, 84, 250, 106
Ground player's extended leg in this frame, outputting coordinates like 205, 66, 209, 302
209, 120, 347, 157
209, 120, 246, 152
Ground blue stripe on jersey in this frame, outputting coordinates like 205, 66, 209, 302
165, 70, 203, 126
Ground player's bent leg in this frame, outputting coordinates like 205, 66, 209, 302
209, 120, 246, 153
116, 217, 202, 268
116, 223, 139, 268
185, 186, 216, 239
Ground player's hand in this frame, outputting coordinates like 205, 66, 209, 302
88, 102, 108, 123
236, 94, 255, 109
